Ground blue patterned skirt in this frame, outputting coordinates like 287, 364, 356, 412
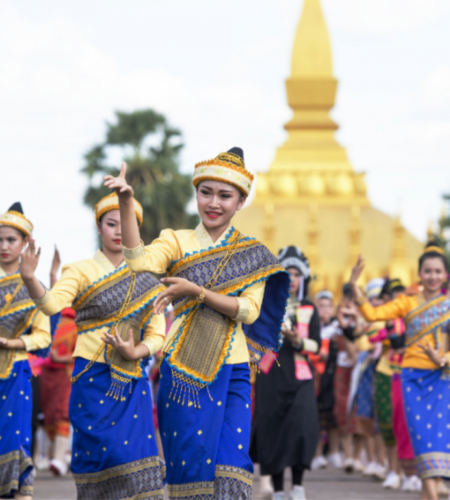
355, 360, 376, 419
158, 359, 253, 500
0, 360, 33, 498
70, 358, 165, 500
401, 367, 450, 480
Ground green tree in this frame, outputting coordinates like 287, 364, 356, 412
82, 109, 198, 243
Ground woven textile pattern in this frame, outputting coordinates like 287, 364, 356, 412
375, 372, 395, 447
158, 360, 253, 499
70, 359, 165, 499
405, 295, 450, 347
75, 270, 160, 323
166, 230, 289, 388
0, 274, 36, 340
73, 457, 165, 500
355, 360, 376, 419
169, 238, 281, 310
0, 361, 34, 497
402, 367, 450, 479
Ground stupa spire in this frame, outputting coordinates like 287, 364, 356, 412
291, 0, 333, 78
254, 0, 367, 204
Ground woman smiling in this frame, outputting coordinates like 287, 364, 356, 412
105, 147, 290, 499
349, 242, 450, 500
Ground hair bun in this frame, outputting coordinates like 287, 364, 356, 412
423, 241, 444, 255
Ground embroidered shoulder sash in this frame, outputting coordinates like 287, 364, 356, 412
0, 273, 37, 379
73, 265, 164, 398
404, 294, 450, 347
166, 228, 290, 405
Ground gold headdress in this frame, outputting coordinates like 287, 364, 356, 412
422, 245, 444, 255
0, 203, 33, 236
193, 147, 254, 197
95, 193, 143, 227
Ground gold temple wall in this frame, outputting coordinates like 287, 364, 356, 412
232, 0, 423, 296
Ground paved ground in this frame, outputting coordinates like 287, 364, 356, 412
33, 468, 424, 500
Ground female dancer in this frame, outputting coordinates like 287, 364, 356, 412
350, 242, 450, 500
250, 246, 321, 500
105, 148, 290, 499
0, 203, 51, 500
19, 194, 167, 500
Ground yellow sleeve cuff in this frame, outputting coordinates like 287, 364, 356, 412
355, 296, 367, 307
232, 297, 249, 323
303, 338, 319, 354
140, 339, 157, 357
33, 289, 51, 307
21, 335, 35, 352
122, 240, 145, 260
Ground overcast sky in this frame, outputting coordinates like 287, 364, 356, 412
1, 0, 450, 281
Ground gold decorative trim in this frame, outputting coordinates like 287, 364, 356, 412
0, 210, 33, 236
215, 464, 253, 485
415, 452, 450, 480
95, 193, 143, 227
167, 481, 214, 499
193, 153, 254, 197
0, 449, 33, 497
73, 456, 165, 500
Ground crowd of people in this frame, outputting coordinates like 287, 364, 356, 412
251, 244, 450, 500
0, 146, 450, 500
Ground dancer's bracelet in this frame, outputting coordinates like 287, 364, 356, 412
196, 286, 206, 303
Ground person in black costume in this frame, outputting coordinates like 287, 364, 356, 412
251, 246, 321, 500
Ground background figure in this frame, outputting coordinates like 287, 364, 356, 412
0, 203, 52, 500
311, 290, 341, 470
349, 279, 386, 480
333, 287, 361, 472
39, 247, 77, 476
350, 245, 450, 500
251, 246, 320, 500
19, 194, 166, 500
40, 308, 77, 475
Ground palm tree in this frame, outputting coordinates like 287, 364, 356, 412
81, 109, 198, 243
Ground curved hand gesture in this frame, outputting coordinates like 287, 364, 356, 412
101, 327, 137, 361
103, 162, 134, 200
349, 255, 365, 285
154, 277, 200, 314
19, 237, 41, 281
50, 246, 61, 277
418, 339, 444, 367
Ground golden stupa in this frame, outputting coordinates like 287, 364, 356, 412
233, 0, 423, 294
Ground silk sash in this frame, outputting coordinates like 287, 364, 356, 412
165, 228, 290, 406
73, 265, 164, 398
404, 294, 450, 348
0, 273, 37, 379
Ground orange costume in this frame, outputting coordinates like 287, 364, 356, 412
40, 308, 77, 440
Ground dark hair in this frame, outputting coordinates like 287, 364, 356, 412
342, 283, 352, 299
418, 241, 448, 272
381, 278, 406, 298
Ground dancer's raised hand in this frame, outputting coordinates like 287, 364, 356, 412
50, 246, 61, 287
19, 237, 41, 281
349, 255, 365, 302
103, 162, 134, 200
350, 255, 365, 285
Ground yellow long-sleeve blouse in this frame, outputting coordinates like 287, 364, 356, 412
123, 223, 266, 365
359, 294, 443, 370
33, 250, 165, 362
0, 267, 51, 362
